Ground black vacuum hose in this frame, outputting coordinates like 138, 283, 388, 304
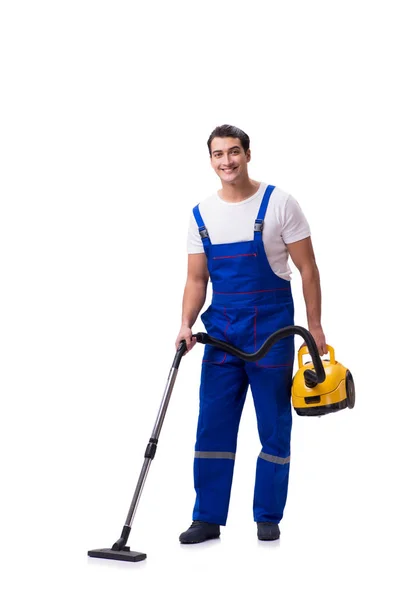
175, 325, 326, 388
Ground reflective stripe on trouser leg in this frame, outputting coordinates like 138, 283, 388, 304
248, 361, 294, 523
193, 360, 248, 525
195, 451, 236, 460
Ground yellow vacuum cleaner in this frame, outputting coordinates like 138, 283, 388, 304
292, 344, 355, 416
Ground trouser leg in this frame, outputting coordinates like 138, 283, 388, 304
248, 363, 293, 523
192, 361, 248, 525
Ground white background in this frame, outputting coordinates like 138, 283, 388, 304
1, 1, 399, 598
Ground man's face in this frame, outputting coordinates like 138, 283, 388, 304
210, 137, 250, 183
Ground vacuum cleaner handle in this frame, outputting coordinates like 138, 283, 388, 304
193, 325, 325, 387
172, 340, 188, 368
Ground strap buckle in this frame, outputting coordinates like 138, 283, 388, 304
199, 227, 209, 239
254, 220, 264, 232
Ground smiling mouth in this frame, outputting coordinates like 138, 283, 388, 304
221, 167, 237, 173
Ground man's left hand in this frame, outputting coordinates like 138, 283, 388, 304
309, 325, 328, 356
301, 325, 328, 356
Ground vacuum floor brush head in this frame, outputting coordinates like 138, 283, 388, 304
88, 547, 146, 562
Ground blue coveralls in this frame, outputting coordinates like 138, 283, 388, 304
192, 185, 295, 525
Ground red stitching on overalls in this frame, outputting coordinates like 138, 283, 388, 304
202, 307, 230, 364
213, 253, 257, 260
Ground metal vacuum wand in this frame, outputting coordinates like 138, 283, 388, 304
88, 341, 187, 562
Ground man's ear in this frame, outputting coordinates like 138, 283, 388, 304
246, 149, 251, 162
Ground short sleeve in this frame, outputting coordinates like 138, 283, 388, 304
281, 195, 311, 244
187, 212, 205, 254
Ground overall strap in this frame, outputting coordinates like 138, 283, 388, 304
254, 185, 275, 241
193, 204, 211, 249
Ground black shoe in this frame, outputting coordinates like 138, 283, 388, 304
179, 520, 221, 544
257, 522, 280, 541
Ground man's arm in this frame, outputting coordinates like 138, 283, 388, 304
175, 253, 209, 352
286, 236, 327, 355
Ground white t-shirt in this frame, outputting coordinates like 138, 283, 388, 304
187, 182, 311, 281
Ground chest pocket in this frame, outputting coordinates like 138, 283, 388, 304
208, 247, 262, 294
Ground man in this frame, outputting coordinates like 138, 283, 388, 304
175, 124, 327, 544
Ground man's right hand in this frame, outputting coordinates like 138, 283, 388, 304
175, 324, 196, 354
